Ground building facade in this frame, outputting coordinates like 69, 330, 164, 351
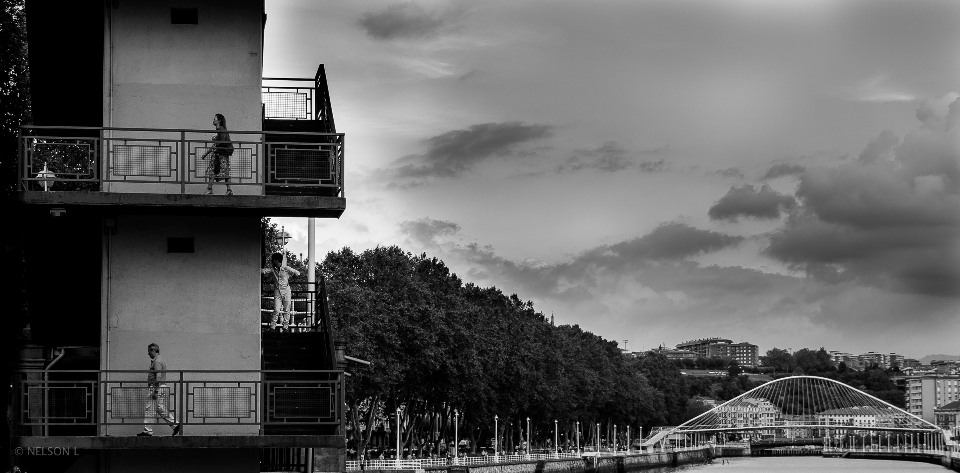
674, 338, 759, 367
12, 1, 346, 472
905, 375, 960, 423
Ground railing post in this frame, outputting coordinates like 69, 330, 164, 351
100, 128, 107, 192
181, 131, 186, 195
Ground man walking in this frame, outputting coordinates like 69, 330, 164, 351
139, 343, 181, 436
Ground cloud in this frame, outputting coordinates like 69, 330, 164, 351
715, 167, 745, 179
399, 218, 461, 247
600, 222, 744, 262
357, 3, 452, 41
556, 141, 667, 174
382, 121, 553, 186
399, 219, 744, 305
708, 184, 797, 222
764, 95, 960, 297
847, 74, 918, 103
857, 130, 899, 163
762, 163, 806, 180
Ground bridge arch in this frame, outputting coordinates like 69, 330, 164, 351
642, 375, 945, 448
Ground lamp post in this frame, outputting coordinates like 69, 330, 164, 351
596, 423, 600, 453
613, 425, 617, 452
494, 415, 499, 461
577, 421, 581, 453
526, 417, 531, 460
454, 410, 459, 465
554, 419, 558, 457
626, 426, 630, 453
274, 226, 292, 248
396, 407, 401, 468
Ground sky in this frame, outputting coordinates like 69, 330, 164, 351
263, 0, 960, 359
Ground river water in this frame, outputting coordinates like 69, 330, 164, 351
641, 456, 949, 472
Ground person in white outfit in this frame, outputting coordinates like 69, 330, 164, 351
262, 252, 300, 331
139, 343, 180, 436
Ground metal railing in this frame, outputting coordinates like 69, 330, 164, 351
14, 369, 342, 436
17, 125, 344, 197
260, 279, 332, 333
262, 65, 336, 133
346, 452, 588, 470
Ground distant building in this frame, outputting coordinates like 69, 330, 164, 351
727, 343, 760, 368
675, 338, 758, 367
817, 407, 880, 429
934, 400, 960, 432
902, 358, 922, 369
858, 351, 886, 368
715, 398, 779, 433
675, 338, 733, 357
905, 375, 960, 423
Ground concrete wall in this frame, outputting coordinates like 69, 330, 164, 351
418, 451, 714, 473
103, 0, 263, 132
102, 214, 262, 436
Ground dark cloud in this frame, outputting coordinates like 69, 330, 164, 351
357, 3, 448, 40
762, 163, 806, 180
384, 121, 553, 186
601, 223, 744, 262
857, 130, 899, 163
708, 184, 796, 221
557, 141, 666, 174
765, 96, 960, 297
715, 167, 745, 179
398, 218, 461, 247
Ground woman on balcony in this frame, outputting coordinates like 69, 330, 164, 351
262, 252, 299, 331
202, 113, 233, 195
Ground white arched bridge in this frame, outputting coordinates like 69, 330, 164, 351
642, 376, 951, 451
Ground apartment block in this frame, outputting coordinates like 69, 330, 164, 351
12, 1, 346, 471
905, 375, 960, 423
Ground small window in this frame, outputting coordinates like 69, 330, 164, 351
171, 8, 198, 24
168, 237, 195, 253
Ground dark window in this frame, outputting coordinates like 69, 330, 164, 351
171, 8, 198, 24
167, 237, 195, 253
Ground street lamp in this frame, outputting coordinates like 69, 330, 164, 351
576, 421, 580, 452
454, 410, 459, 465
494, 415, 499, 460
526, 417, 531, 459
596, 423, 600, 453
554, 419, 558, 457
395, 407, 401, 468
626, 426, 630, 453
613, 425, 617, 452
274, 226, 292, 248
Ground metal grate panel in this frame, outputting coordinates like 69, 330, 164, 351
193, 387, 252, 418
262, 92, 308, 119
27, 386, 89, 419
272, 386, 333, 419
197, 147, 253, 179
110, 387, 172, 419
274, 148, 331, 181
113, 145, 173, 177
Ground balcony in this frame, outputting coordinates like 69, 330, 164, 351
14, 66, 344, 218
12, 369, 343, 449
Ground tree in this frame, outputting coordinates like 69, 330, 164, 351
2, 2, 30, 469
760, 348, 795, 373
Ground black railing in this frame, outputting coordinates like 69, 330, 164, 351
13, 369, 342, 437
262, 64, 335, 133
17, 125, 344, 197
260, 279, 333, 333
